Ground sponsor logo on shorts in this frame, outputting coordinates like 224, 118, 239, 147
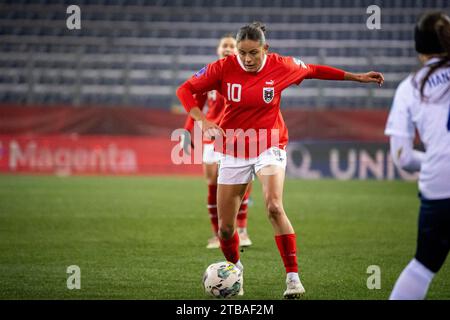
272, 148, 285, 162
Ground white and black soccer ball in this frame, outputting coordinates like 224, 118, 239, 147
203, 261, 242, 299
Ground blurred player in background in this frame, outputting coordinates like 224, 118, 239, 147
386, 11, 450, 300
182, 34, 253, 249
177, 22, 384, 298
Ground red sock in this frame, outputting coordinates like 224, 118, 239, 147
219, 231, 240, 264
237, 191, 249, 229
207, 184, 218, 234
275, 234, 298, 273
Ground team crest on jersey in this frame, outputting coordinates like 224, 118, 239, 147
263, 87, 274, 103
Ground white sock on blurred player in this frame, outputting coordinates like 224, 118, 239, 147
238, 227, 247, 234
389, 258, 435, 300
287, 272, 300, 283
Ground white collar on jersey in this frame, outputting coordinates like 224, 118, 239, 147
425, 57, 444, 66
237, 54, 267, 73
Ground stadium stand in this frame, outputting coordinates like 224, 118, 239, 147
0, 0, 449, 109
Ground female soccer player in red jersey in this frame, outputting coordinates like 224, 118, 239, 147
183, 34, 253, 249
177, 22, 384, 299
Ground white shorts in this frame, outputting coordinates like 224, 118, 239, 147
217, 147, 287, 185
202, 143, 222, 164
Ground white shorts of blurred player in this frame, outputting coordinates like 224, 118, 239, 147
217, 147, 287, 185
202, 143, 222, 164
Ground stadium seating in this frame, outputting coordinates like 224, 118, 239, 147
0, 0, 448, 108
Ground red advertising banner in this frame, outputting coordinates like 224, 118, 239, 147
0, 135, 202, 176
0, 105, 186, 137
0, 105, 393, 177
0, 105, 389, 142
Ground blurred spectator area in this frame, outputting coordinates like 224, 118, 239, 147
0, 0, 449, 110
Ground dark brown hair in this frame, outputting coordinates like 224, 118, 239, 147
236, 21, 267, 44
414, 12, 450, 100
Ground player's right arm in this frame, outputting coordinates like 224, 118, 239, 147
180, 93, 208, 154
183, 93, 208, 132
176, 61, 225, 136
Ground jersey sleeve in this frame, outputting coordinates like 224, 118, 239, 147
176, 60, 223, 113
306, 64, 345, 80
384, 77, 416, 138
283, 57, 345, 86
283, 56, 311, 85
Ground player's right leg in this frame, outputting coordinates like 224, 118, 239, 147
217, 182, 248, 295
203, 155, 253, 249
389, 196, 450, 300
217, 183, 248, 259
217, 155, 253, 296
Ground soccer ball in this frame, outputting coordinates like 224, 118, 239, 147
203, 261, 242, 298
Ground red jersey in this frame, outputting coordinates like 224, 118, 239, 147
177, 53, 345, 158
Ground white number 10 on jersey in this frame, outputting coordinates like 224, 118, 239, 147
227, 83, 242, 102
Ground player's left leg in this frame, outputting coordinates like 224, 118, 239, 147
390, 196, 450, 300
256, 163, 305, 299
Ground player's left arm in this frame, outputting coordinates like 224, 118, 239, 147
306, 64, 384, 86
344, 70, 384, 86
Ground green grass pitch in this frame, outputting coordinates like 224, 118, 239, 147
0, 175, 449, 300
